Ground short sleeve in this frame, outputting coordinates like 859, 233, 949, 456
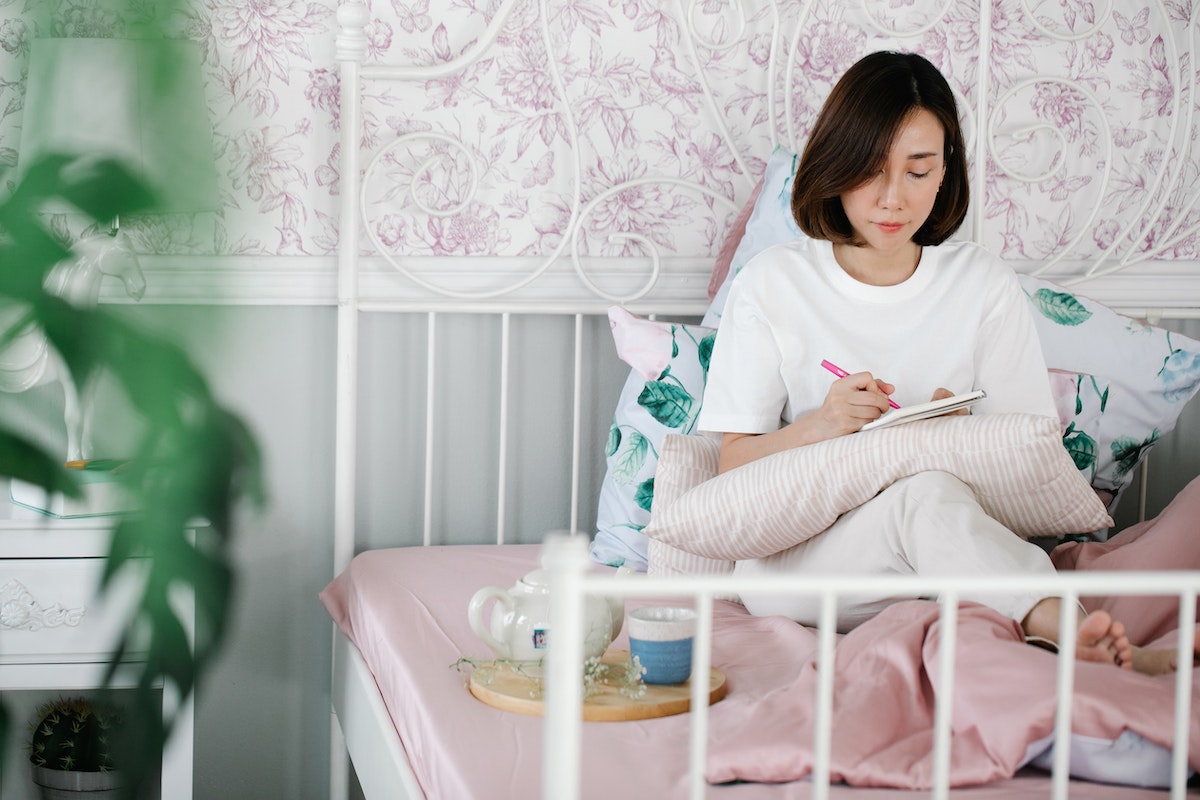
973, 264, 1056, 418
697, 269, 790, 434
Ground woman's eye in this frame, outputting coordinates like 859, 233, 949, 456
910, 171, 931, 179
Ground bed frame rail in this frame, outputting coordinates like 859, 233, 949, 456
543, 534, 1199, 800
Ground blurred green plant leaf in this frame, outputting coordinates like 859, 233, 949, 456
1, 142, 260, 800
0, 2, 232, 794
0, 431, 82, 498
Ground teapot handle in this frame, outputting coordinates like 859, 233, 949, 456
468, 586, 513, 659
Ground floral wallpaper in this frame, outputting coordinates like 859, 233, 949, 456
349, 0, 1200, 286
0, 0, 1197, 279
0, 0, 341, 256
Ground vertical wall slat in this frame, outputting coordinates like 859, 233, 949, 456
423, 312, 437, 547
496, 313, 512, 544
570, 314, 584, 533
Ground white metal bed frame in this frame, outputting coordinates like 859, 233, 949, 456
329, 1, 1200, 798
542, 538, 1198, 800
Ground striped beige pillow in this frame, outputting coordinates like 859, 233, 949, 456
646, 433, 736, 587
644, 413, 1113, 562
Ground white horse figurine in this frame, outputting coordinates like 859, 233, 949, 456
0, 229, 146, 462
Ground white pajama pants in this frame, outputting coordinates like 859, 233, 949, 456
733, 470, 1055, 632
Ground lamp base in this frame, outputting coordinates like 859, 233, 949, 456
9, 468, 134, 518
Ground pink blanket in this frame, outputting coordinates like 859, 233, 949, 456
705, 476, 1200, 789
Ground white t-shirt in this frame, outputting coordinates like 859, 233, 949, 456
698, 237, 1056, 434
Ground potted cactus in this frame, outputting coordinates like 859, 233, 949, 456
28, 697, 124, 799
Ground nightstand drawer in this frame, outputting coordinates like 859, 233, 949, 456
0, 558, 143, 664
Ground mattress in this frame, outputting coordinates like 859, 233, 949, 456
321, 542, 1196, 799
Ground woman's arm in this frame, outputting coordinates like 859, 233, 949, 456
717, 370, 895, 473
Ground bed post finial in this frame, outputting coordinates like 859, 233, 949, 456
540, 530, 590, 570
336, 0, 369, 63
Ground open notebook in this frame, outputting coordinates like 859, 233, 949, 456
861, 389, 987, 432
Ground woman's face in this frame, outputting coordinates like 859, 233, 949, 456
839, 108, 947, 260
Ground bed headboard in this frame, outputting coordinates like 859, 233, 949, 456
332, 0, 1200, 568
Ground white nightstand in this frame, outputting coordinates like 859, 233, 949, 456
0, 495, 193, 800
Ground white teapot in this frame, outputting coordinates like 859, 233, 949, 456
468, 564, 632, 662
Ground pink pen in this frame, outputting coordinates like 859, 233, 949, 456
821, 359, 901, 409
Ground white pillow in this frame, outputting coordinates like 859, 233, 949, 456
644, 413, 1113, 562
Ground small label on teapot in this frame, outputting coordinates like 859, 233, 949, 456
532, 628, 548, 649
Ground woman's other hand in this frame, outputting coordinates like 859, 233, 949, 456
931, 386, 971, 414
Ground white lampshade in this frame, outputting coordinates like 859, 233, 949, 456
18, 37, 219, 214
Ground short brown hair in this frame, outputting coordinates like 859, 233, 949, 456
791, 51, 969, 247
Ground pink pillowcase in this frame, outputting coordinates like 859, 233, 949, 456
708, 178, 762, 301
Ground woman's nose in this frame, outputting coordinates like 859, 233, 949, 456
877, 175, 902, 208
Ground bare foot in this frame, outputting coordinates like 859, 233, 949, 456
1075, 610, 1133, 670
1131, 638, 1200, 676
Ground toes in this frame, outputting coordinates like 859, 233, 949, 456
1075, 611, 1134, 668
1077, 610, 1113, 647
1112, 633, 1133, 668
1117, 646, 1135, 670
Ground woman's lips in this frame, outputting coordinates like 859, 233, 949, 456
877, 222, 904, 234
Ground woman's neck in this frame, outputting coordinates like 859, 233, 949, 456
832, 241, 923, 286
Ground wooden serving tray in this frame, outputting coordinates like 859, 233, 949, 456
468, 649, 727, 721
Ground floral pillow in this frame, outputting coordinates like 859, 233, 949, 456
589, 307, 716, 570
1020, 275, 1200, 504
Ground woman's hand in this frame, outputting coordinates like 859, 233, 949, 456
812, 371, 895, 437
930, 386, 971, 414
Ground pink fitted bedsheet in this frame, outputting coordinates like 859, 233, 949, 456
320, 477, 1200, 800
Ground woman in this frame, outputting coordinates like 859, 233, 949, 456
698, 51, 1160, 672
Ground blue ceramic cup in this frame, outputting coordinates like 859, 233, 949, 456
628, 606, 696, 685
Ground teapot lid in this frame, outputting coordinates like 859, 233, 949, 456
520, 568, 550, 587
